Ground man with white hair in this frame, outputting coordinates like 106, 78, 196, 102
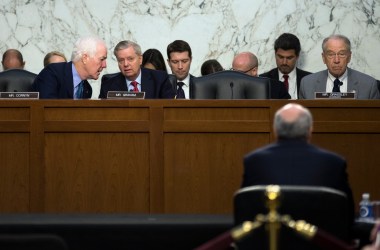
241, 103, 354, 221
33, 36, 107, 99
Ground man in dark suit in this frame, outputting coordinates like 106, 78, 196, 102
166, 40, 194, 99
99, 40, 174, 99
260, 33, 311, 99
242, 103, 354, 220
299, 34, 379, 99
33, 36, 107, 99
232, 52, 290, 99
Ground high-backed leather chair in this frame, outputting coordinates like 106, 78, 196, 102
0, 234, 68, 249
0, 69, 37, 92
234, 185, 351, 250
190, 70, 270, 99
168, 74, 177, 91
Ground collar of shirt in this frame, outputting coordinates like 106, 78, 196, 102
126, 70, 142, 91
326, 69, 348, 93
278, 68, 297, 99
72, 63, 82, 88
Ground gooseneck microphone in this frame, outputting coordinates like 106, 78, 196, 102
230, 82, 234, 99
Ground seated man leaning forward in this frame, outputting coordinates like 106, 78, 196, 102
299, 34, 379, 99
33, 36, 107, 99
98, 40, 175, 99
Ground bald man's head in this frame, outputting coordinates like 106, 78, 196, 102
232, 52, 258, 76
273, 103, 313, 140
2, 49, 25, 70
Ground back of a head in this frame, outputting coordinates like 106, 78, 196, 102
166, 40, 192, 59
274, 33, 301, 56
43, 51, 67, 67
200, 59, 223, 76
71, 36, 106, 62
274, 103, 313, 140
2, 49, 25, 70
142, 48, 167, 72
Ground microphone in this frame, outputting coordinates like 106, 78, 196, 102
230, 82, 234, 99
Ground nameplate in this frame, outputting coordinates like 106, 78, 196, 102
315, 92, 356, 99
107, 91, 145, 99
0, 92, 39, 99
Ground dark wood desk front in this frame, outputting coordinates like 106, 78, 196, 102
0, 100, 379, 214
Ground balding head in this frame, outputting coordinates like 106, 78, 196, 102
273, 103, 313, 141
232, 52, 258, 76
2, 49, 25, 70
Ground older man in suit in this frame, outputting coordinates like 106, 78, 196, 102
99, 40, 174, 99
242, 103, 354, 222
33, 36, 107, 99
299, 34, 379, 99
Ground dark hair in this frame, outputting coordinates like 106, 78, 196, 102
200, 59, 223, 76
166, 40, 192, 59
274, 33, 301, 56
142, 49, 167, 72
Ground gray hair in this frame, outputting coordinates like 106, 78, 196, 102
274, 104, 313, 140
113, 40, 142, 57
322, 34, 351, 52
71, 36, 106, 62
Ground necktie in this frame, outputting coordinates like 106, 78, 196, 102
75, 81, 84, 99
176, 82, 186, 99
131, 81, 139, 92
333, 78, 342, 92
283, 74, 289, 91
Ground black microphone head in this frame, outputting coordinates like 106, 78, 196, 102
230, 82, 234, 88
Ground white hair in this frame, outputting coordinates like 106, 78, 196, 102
71, 36, 106, 62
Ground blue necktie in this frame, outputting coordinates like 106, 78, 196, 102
333, 78, 342, 92
75, 81, 84, 99
176, 82, 185, 99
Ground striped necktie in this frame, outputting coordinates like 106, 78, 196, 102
75, 81, 84, 99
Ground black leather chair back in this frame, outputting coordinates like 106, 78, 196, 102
190, 70, 270, 99
168, 74, 177, 91
234, 185, 350, 250
0, 234, 68, 249
0, 69, 37, 92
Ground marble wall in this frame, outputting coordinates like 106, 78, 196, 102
1, 0, 379, 98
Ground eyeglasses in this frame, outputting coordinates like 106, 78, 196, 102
230, 66, 257, 73
325, 51, 349, 59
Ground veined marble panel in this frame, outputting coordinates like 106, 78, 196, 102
1, 0, 379, 98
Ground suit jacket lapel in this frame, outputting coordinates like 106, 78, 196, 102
116, 73, 128, 91
65, 62, 75, 98
315, 70, 329, 93
141, 68, 154, 98
346, 68, 358, 92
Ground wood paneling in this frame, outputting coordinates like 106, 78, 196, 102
0, 100, 378, 214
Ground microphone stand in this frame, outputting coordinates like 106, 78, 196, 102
194, 185, 355, 250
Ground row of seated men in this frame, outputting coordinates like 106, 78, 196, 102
1, 33, 379, 99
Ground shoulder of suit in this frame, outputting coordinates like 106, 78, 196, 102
259, 68, 277, 77
347, 68, 376, 82
296, 67, 312, 76
301, 70, 327, 81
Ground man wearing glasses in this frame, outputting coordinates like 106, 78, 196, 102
299, 34, 379, 99
231, 52, 291, 99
